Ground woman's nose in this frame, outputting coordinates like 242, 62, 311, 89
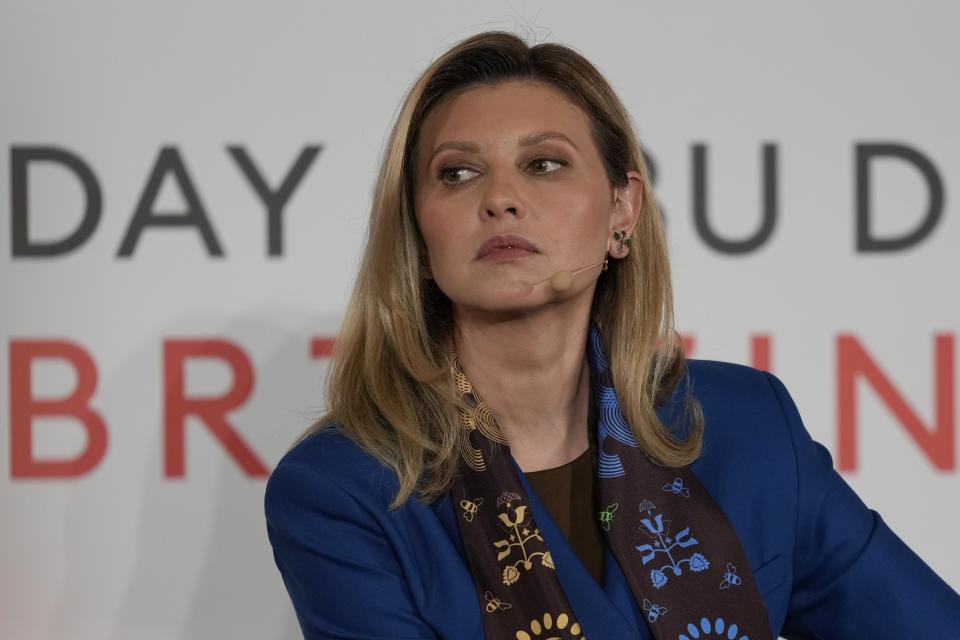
480, 171, 526, 220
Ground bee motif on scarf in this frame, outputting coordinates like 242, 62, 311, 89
484, 590, 512, 612
720, 562, 742, 589
642, 599, 668, 622
597, 502, 619, 531
460, 497, 483, 522
662, 477, 690, 498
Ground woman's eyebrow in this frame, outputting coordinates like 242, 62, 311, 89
428, 141, 480, 162
427, 130, 580, 165
518, 130, 580, 151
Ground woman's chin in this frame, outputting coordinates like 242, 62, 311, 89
449, 284, 580, 318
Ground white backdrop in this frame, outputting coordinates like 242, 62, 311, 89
1, 2, 957, 638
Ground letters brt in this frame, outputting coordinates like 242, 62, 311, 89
5, 334, 954, 478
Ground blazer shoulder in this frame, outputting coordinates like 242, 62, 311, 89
684, 358, 776, 399
682, 358, 790, 419
681, 358, 799, 463
269, 425, 402, 507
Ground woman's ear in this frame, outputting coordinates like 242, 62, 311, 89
608, 170, 644, 258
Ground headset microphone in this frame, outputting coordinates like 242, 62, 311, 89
522, 259, 607, 295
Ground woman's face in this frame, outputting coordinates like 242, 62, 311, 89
413, 80, 641, 317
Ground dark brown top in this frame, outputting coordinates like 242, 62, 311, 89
524, 446, 606, 584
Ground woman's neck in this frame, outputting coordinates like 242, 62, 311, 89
452, 305, 593, 472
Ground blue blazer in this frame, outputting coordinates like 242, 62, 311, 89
264, 360, 960, 639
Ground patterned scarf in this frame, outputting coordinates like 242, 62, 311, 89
450, 325, 772, 640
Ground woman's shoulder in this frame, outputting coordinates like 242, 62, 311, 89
277, 423, 378, 469
683, 357, 780, 402
266, 425, 402, 514
679, 358, 803, 464
681, 358, 795, 421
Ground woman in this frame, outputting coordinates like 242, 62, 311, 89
264, 31, 960, 639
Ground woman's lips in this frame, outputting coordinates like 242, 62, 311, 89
478, 246, 539, 261
475, 235, 540, 261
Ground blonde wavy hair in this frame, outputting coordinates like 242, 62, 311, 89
299, 30, 703, 509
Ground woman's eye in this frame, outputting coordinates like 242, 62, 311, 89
439, 166, 479, 186
529, 158, 565, 174
437, 158, 565, 187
